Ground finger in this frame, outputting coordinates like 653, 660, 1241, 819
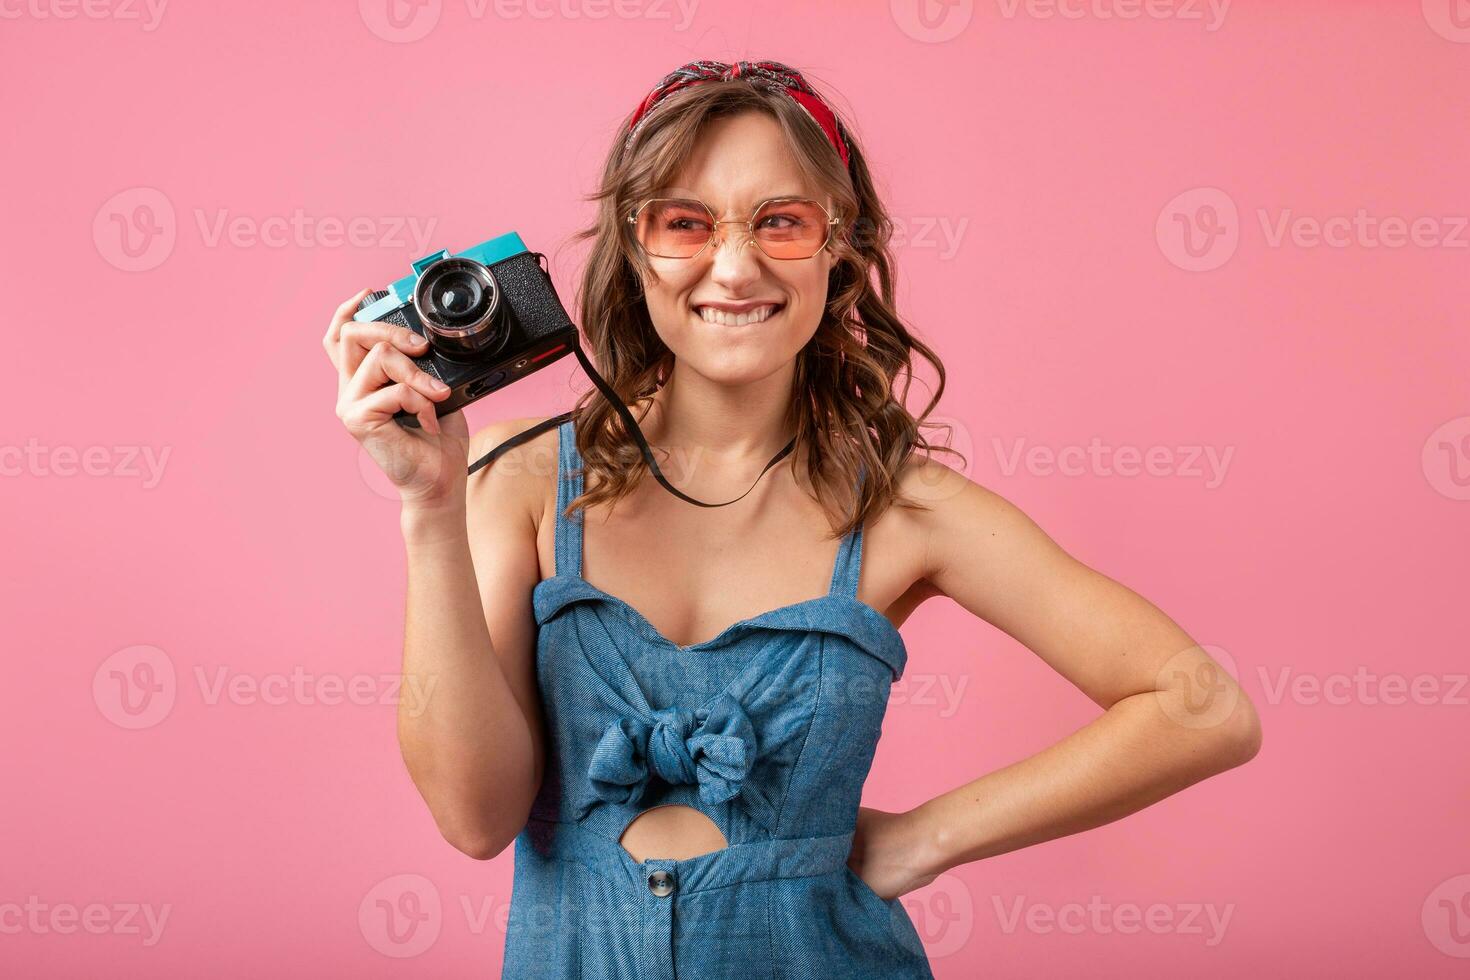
420, 401, 441, 435
323, 287, 375, 350
335, 320, 432, 382
348, 341, 451, 405
346, 341, 452, 404
340, 381, 436, 433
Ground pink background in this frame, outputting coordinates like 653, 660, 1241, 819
4, 0, 1467, 976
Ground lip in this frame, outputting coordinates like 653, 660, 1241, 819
691, 300, 785, 314
692, 302, 784, 328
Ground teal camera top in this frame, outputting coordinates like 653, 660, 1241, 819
354, 231, 529, 323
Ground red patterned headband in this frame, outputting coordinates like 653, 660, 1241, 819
623, 60, 852, 169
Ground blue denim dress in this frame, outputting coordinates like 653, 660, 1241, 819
501, 418, 934, 979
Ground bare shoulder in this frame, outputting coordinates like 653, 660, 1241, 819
464, 416, 563, 535
891, 452, 1070, 600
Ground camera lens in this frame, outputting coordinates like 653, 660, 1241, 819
412, 258, 505, 357
433, 273, 484, 322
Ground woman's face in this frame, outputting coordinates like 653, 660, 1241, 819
636, 110, 836, 386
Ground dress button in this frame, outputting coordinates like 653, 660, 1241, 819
647, 870, 675, 897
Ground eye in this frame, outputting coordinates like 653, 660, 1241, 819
654, 202, 713, 232
668, 215, 713, 232
754, 200, 827, 235
757, 213, 801, 229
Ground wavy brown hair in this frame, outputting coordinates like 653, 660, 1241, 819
559, 67, 964, 539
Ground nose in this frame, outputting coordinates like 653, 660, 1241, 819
707, 221, 761, 291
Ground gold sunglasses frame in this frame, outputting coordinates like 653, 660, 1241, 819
626, 196, 841, 261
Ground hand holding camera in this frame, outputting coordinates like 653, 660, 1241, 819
326, 232, 579, 507
323, 286, 470, 509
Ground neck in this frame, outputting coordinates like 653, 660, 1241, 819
641, 360, 801, 476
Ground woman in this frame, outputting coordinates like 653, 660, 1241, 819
324, 60, 1262, 978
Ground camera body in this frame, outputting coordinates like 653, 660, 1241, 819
354, 232, 579, 426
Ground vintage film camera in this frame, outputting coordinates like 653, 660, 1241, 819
353, 232, 579, 426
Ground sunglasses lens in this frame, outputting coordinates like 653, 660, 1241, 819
635, 199, 713, 258
753, 199, 831, 259
633, 198, 835, 259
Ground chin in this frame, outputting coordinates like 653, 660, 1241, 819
679, 348, 794, 386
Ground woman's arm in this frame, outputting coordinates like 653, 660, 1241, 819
894, 460, 1262, 888
396, 418, 551, 860
323, 293, 547, 861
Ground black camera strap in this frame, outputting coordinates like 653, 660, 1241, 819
465, 335, 797, 508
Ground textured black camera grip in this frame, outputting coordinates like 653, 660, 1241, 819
493, 254, 575, 341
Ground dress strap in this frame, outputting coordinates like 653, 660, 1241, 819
827, 462, 869, 600
554, 418, 585, 577
827, 522, 865, 600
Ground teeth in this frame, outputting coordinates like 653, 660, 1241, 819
696, 304, 778, 326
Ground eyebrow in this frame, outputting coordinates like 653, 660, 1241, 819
659, 190, 814, 208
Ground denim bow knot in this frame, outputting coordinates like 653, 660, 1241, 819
587, 695, 757, 808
